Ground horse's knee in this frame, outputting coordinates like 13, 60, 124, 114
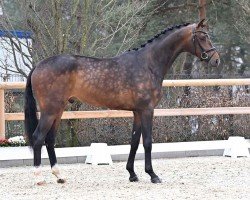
143, 139, 152, 152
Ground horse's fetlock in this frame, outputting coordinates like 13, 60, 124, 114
126, 164, 133, 172
145, 167, 154, 174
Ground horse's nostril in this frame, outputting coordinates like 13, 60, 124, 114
215, 59, 219, 64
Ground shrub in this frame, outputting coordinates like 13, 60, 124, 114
0, 138, 10, 147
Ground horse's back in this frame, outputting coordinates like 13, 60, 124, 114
31, 54, 136, 110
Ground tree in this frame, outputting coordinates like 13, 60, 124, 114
1, 0, 153, 77
2, 0, 249, 78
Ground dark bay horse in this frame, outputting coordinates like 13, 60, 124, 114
24, 19, 220, 185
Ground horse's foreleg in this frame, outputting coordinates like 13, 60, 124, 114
126, 111, 141, 182
32, 113, 56, 185
141, 109, 162, 183
45, 117, 66, 184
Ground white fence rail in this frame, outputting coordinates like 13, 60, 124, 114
0, 79, 250, 138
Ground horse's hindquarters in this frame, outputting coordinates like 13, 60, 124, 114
31, 66, 75, 113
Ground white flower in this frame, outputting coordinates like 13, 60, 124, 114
8, 136, 26, 145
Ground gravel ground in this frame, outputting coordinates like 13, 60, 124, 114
0, 156, 249, 200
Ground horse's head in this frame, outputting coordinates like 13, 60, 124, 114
188, 19, 220, 67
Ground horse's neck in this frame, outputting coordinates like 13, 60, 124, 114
147, 28, 188, 81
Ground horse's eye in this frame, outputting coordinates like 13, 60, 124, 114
200, 36, 207, 41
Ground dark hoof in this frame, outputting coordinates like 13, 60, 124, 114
129, 175, 139, 182
151, 176, 162, 183
57, 178, 66, 184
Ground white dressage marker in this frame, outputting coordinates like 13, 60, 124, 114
85, 143, 113, 165
223, 136, 250, 158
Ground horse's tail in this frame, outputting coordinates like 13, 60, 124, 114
24, 68, 38, 148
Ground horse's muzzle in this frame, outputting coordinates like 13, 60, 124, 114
209, 57, 220, 67
208, 50, 220, 67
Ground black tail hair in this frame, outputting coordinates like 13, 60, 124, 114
24, 68, 38, 148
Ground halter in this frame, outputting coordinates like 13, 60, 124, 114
192, 28, 217, 61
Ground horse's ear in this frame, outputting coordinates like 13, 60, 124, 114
197, 19, 206, 28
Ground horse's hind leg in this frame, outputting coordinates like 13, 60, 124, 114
32, 113, 58, 185
126, 111, 142, 182
45, 117, 65, 183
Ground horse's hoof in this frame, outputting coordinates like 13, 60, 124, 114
36, 180, 46, 186
151, 176, 162, 183
129, 175, 139, 182
57, 178, 66, 184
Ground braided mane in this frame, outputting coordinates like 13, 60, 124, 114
128, 22, 190, 51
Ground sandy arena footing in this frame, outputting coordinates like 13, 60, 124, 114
0, 157, 249, 200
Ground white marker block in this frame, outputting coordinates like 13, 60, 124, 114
85, 143, 113, 165
223, 136, 250, 158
